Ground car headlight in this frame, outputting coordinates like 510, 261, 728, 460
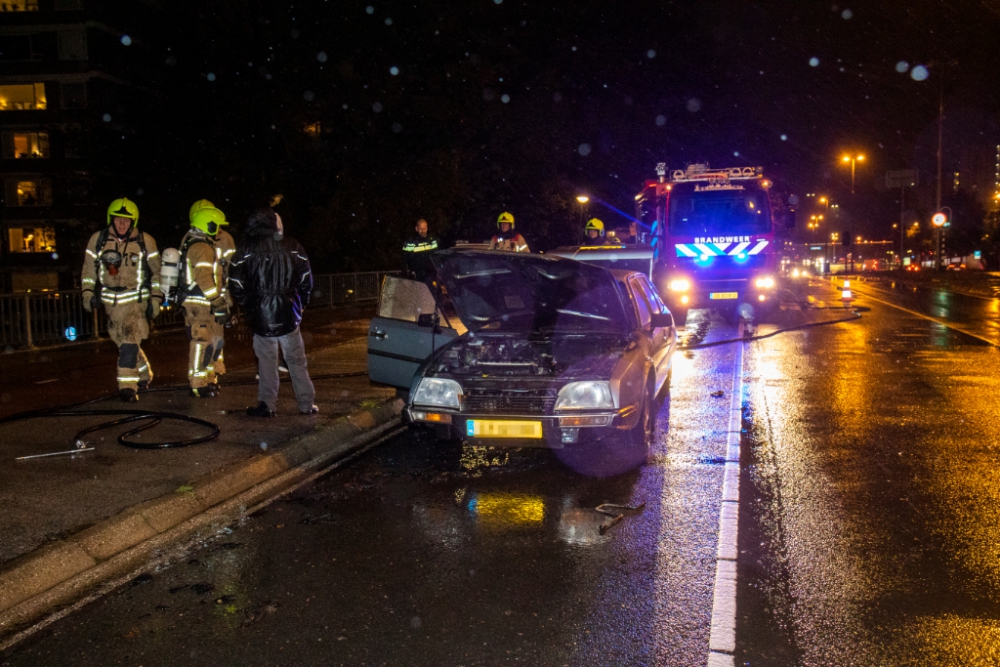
412, 378, 462, 409
668, 279, 691, 292
555, 381, 614, 410
755, 276, 775, 289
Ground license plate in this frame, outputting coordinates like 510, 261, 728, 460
466, 419, 543, 439
710, 292, 738, 300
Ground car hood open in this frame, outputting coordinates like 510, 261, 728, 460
431, 250, 630, 337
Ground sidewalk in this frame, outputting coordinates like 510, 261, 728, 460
0, 318, 400, 638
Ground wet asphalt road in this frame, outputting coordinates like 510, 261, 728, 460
4, 276, 1000, 666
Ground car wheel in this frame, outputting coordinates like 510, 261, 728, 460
625, 377, 655, 463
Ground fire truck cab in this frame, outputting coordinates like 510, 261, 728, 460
636, 163, 789, 326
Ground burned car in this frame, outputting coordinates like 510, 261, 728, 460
367, 250, 676, 458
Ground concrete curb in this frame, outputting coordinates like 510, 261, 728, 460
0, 397, 404, 641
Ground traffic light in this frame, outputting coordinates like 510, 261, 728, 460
841, 234, 853, 247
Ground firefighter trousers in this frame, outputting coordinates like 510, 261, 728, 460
211, 321, 227, 376
183, 306, 221, 389
106, 301, 152, 391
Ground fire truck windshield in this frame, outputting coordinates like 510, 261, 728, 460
668, 184, 771, 237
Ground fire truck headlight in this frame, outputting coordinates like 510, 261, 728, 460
668, 279, 691, 292
754, 276, 775, 289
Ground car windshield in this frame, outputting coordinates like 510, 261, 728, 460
434, 252, 628, 335
668, 183, 772, 236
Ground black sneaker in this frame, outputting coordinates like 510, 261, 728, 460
137, 380, 150, 391
299, 404, 319, 415
246, 402, 276, 418
205, 383, 220, 396
190, 387, 216, 399
119, 388, 139, 403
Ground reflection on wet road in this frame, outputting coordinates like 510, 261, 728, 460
7, 276, 1000, 666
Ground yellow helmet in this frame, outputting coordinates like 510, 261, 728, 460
189, 199, 216, 223
191, 206, 227, 236
585, 218, 605, 235
497, 211, 515, 228
107, 197, 139, 227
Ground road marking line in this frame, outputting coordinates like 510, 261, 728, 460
839, 282, 1000, 348
707, 323, 745, 665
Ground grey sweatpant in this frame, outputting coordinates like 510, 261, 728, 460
253, 327, 316, 412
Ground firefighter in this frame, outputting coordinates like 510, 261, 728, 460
177, 206, 229, 398
190, 199, 235, 381
489, 212, 530, 252
584, 218, 612, 245
402, 218, 439, 281
81, 198, 163, 402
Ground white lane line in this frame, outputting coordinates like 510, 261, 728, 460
839, 281, 1000, 348
707, 322, 746, 666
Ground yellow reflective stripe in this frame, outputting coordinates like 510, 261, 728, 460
86, 248, 98, 258
82, 278, 95, 285
204, 287, 219, 298
118, 374, 140, 382
184, 297, 212, 306
147, 251, 159, 258
194, 262, 214, 268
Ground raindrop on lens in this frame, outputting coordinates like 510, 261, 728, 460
781, 134, 788, 141
372, 102, 383, 112
646, 49, 656, 59
896, 61, 910, 73
390, 66, 399, 75
317, 52, 328, 63
304, 90, 315, 101
121, 35, 132, 46
578, 143, 591, 156
385, 17, 392, 25
841, 9, 853, 19
51, 252, 59, 260
493, 0, 503, 4
655, 114, 666, 126
366, 6, 374, 14
911, 65, 929, 81
686, 98, 701, 112
809, 57, 819, 67
392, 122, 402, 133
553, 92, 563, 102
102, 113, 111, 122
500, 94, 510, 103
207, 72, 216, 81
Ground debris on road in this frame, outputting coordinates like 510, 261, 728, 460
595, 502, 646, 534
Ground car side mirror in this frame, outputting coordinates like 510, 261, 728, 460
650, 311, 674, 328
417, 313, 439, 328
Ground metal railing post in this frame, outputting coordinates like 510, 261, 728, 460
23, 294, 34, 349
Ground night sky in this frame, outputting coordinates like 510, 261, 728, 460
115, 1, 1000, 271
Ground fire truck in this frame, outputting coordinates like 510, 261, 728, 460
634, 163, 791, 326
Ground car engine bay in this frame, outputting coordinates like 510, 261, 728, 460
430, 334, 622, 377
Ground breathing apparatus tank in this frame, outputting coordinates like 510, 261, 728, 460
160, 247, 181, 303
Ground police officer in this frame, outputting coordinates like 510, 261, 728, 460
81, 198, 162, 402
489, 212, 530, 252
402, 218, 439, 280
190, 199, 235, 382
584, 218, 612, 245
177, 206, 228, 398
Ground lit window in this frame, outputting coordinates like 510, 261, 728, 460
0, 83, 47, 111
0, 0, 39, 11
304, 121, 322, 137
4, 178, 52, 206
8, 226, 56, 253
11, 132, 49, 158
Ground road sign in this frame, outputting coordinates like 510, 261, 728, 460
885, 170, 917, 188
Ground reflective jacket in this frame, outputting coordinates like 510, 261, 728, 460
489, 233, 530, 253
402, 234, 438, 280
81, 229, 162, 306
178, 230, 220, 307
228, 235, 313, 337
215, 229, 237, 302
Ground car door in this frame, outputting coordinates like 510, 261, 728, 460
628, 274, 676, 387
367, 276, 460, 389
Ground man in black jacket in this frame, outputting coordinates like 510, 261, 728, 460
229, 208, 318, 417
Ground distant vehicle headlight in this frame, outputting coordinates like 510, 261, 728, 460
555, 381, 614, 410
791, 269, 801, 278
412, 378, 462, 409
755, 276, 775, 288
668, 279, 691, 292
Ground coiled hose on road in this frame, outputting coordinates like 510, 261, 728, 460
3, 371, 368, 454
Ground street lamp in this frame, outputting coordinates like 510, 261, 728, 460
841, 154, 864, 272
576, 195, 589, 230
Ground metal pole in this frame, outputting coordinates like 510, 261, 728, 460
23, 294, 33, 348
900, 184, 905, 269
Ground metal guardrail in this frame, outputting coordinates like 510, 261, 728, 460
0, 270, 398, 349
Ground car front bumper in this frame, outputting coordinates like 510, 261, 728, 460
405, 407, 637, 447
